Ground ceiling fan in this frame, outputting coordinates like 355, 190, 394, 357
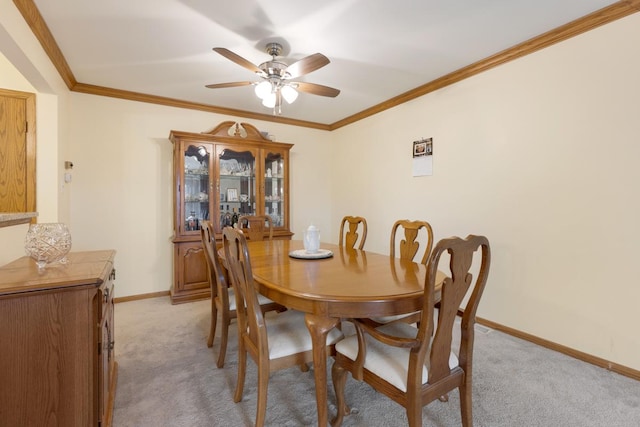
206, 42, 340, 114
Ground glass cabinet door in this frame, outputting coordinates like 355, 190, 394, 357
182, 143, 211, 234
217, 147, 256, 233
264, 150, 286, 228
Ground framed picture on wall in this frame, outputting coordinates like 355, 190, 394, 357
413, 138, 433, 157
227, 188, 239, 202
412, 137, 433, 177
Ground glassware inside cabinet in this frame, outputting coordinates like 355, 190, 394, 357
264, 152, 285, 227
183, 144, 210, 232
218, 148, 256, 231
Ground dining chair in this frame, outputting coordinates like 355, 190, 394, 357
331, 235, 491, 427
237, 214, 274, 241
366, 219, 435, 325
390, 219, 434, 265
200, 220, 281, 368
222, 227, 344, 427
339, 215, 368, 250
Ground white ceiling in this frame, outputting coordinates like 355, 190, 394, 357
32, 0, 620, 126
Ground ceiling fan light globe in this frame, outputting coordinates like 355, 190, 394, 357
262, 92, 277, 108
255, 81, 272, 99
281, 85, 298, 104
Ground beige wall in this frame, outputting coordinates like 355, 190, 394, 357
1, 0, 638, 371
331, 13, 640, 369
64, 93, 332, 300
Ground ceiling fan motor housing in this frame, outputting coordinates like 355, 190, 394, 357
259, 60, 290, 79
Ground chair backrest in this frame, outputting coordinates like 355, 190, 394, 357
201, 220, 230, 308
339, 216, 368, 250
417, 234, 491, 388
389, 219, 434, 265
201, 220, 217, 294
238, 215, 273, 241
222, 227, 268, 354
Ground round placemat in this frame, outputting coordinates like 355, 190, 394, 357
288, 249, 334, 259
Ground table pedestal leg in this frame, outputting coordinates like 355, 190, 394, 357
305, 313, 339, 427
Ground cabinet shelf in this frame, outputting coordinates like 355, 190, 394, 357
220, 174, 253, 179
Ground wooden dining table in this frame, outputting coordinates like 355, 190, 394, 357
220, 239, 442, 426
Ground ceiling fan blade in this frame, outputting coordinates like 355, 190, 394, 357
294, 82, 340, 98
205, 81, 253, 89
213, 47, 262, 74
285, 53, 330, 79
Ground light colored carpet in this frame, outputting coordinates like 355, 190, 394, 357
112, 297, 640, 426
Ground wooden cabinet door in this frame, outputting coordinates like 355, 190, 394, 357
0, 288, 94, 426
98, 278, 115, 426
261, 146, 290, 232
0, 89, 36, 214
215, 143, 259, 233
171, 241, 210, 303
176, 141, 214, 238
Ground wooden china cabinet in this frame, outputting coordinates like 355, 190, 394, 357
168, 121, 293, 304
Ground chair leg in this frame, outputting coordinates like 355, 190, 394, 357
406, 398, 422, 427
207, 300, 218, 348
460, 381, 473, 427
255, 358, 270, 427
233, 342, 246, 403
331, 362, 349, 427
216, 315, 230, 368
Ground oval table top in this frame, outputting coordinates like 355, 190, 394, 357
232, 239, 443, 319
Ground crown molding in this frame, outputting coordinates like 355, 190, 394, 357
13, 0, 639, 131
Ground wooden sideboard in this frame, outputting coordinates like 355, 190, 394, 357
0, 250, 117, 427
